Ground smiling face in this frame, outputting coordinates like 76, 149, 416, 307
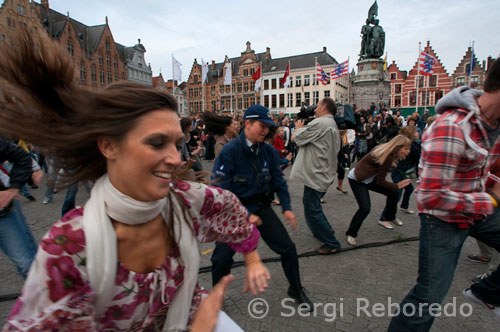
100, 109, 183, 202
244, 120, 271, 143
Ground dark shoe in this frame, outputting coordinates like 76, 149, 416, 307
467, 254, 490, 263
336, 187, 348, 194
315, 244, 339, 255
26, 195, 36, 202
463, 288, 500, 316
471, 273, 489, 284
30, 184, 39, 189
287, 287, 313, 312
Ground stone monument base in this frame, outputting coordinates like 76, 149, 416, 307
352, 58, 390, 109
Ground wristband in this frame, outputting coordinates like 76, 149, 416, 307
487, 191, 499, 208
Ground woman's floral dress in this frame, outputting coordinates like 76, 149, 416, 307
3, 181, 259, 331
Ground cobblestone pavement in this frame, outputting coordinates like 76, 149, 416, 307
1, 161, 499, 331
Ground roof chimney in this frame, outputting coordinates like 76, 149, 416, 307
266, 47, 271, 60
211, 60, 215, 70
323, 46, 327, 53
41, 0, 49, 10
105, 16, 108, 25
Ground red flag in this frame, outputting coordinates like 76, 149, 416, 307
252, 65, 261, 91
419, 52, 435, 76
281, 63, 290, 88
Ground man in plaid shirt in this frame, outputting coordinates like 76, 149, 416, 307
389, 58, 500, 331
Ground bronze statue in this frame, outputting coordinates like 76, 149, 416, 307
359, 1, 385, 59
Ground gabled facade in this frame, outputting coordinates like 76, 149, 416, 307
117, 39, 153, 86
187, 41, 261, 115
387, 61, 407, 109
451, 46, 486, 90
389, 41, 452, 115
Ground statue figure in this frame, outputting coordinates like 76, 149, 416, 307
368, 19, 385, 58
360, 19, 371, 59
359, 1, 385, 59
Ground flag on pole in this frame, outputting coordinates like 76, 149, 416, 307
224, 62, 232, 86
281, 63, 290, 88
172, 56, 182, 81
331, 60, 349, 80
201, 59, 209, 83
252, 65, 261, 91
467, 45, 476, 75
316, 62, 330, 85
418, 51, 435, 76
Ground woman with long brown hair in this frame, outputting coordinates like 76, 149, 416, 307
345, 135, 412, 246
0, 30, 269, 331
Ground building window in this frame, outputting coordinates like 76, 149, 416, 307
91, 68, 97, 83
1, 34, 5, 42
244, 82, 249, 91
418, 76, 424, 88
250, 81, 255, 91
189, 88, 193, 97
80, 66, 86, 81
409, 91, 416, 106
465, 63, 473, 74
295, 92, 301, 107
422, 91, 429, 105
324, 90, 330, 97
243, 69, 248, 77
98, 54, 104, 66
295, 76, 301, 87
304, 75, 310, 86
225, 85, 230, 93
106, 56, 111, 68
394, 84, 402, 94
237, 83, 242, 92
271, 95, 277, 108
99, 71, 105, 84
67, 43, 73, 57
115, 75, 119, 82
245, 96, 251, 109
429, 75, 437, 87
264, 79, 269, 90
289, 77, 293, 88
394, 96, 402, 107
114, 59, 118, 70
238, 98, 242, 109
457, 77, 465, 86
435, 90, 444, 103
194, 88, 198, 97
279, 94, 285, 108
470, 76, 479, 88
250, 68, 255, 75
17, 4, 25, 15
219, 85, 224, 94
287, 93, 293, 107
391, 73, 397, 80
313, 91, 319, 104
105, 40, 111, 52
108, 73, 113, 84
211, 86, 215, 96
304, 92, 310, 106
264, 95, 269, 108
271, 79, 277, 89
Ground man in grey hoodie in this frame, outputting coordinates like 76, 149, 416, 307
388, 58, 500, 331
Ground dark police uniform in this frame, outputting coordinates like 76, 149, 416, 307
211, 126, 305, 296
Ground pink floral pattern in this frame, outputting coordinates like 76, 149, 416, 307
4, 182, 259, 331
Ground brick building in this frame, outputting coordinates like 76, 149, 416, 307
0, 0, 144, 90
451, 46, 486, 90
388, 41, 452, 115
187, 41, 261, 115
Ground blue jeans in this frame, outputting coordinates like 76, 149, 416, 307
62, 181, 92, 217
303, 186, 341, 249
0, 200, 37, 278
388, 210, 500, 331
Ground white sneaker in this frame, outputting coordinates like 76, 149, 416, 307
463, 288, 500, 316
400, 208, 415, 214
346, 235, 357, 246
391, 219, 404, 226
42, 199, 51, 204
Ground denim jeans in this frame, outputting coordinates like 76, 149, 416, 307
388, 210, 500, 331
62, 181, 92, 217
347, 177, 398, 238
303, 185, 341, 249
0, 200, 37, 278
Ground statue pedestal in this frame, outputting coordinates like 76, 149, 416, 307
352, 58, 390, 109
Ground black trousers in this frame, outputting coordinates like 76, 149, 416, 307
211, 205, 302, 292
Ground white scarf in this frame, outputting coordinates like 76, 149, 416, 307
83, 174, 199, 332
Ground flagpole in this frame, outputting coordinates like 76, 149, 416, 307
230, 62, 233, 115
286, 60, 290, 114
347, 56, 350, 104
415, 42, 421, 114
468, 41, 474, 85
260, 63, 263, 105
315, 57, 318, 105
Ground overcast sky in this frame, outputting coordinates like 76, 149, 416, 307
47, 0, 500, 81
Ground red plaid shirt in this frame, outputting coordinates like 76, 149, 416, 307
416, 108, 500, 226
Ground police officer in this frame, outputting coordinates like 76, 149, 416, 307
211, 105, 313, 309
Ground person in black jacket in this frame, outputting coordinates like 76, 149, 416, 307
0, 138, 39, 278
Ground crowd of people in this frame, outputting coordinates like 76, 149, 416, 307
0, 28, 499, 331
